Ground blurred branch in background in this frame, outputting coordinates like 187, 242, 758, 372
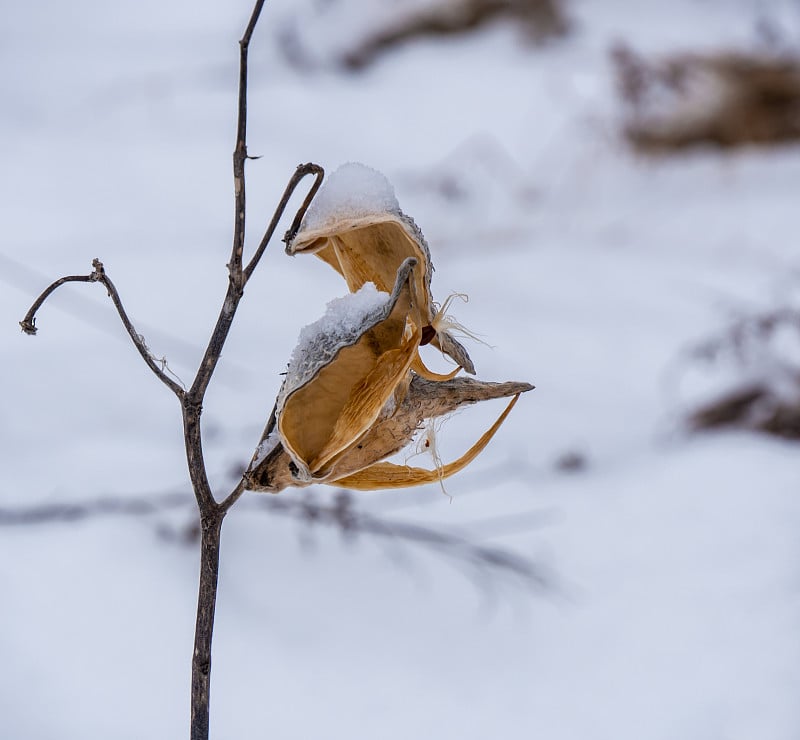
279, 0, 569, 71
0, 489, 550, 591
612, 43, 800, 152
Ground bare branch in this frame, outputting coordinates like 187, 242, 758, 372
219, 478, 247, 515
19, 274, 96, 335
243, 162, 324, 283
230, 0, 268, 279
20, 258, 185, 398
281, 164, 324, 246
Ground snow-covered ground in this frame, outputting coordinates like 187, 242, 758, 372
2, 0, 800, 738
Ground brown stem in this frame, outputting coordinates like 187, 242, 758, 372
231, 0, 268, 278
190, 511, 223, 740
185, 2, 323, 736
20, 2, 324, 738
19, 274, 96, 334
182, 400, 218, 515
243, 162, 324, 283
220, 479, 247, 515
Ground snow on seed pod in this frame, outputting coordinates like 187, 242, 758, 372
286, 162, 476, 379
275, 257, 422, 483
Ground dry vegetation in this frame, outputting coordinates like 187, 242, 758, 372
281, 0, 569, 70
612, 44, 800, 151
687, 305, 800, 440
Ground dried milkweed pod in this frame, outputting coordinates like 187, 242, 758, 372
247, 373, 532, 493
285, 162, 476, 378
245, 262, 534, 495
270, 257, 421, 484
329, 390, 523, 491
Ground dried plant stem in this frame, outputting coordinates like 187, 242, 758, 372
19, 2, 323, 738
190, 511, 223, 740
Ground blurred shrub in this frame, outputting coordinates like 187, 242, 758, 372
279, 0, 569, 71
612, 44, 800, 152
687, 305, 800, 440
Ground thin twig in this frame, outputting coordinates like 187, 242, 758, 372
19, 274, 96, 334
230, 0, 268, 278
20, 259, 185, 398
185, 0, 270, 410
219, 478, 247, 515
243, 162, 324, 282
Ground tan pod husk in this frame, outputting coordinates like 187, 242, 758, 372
329, 393, 521, 490
275, 257, 421, 483
286, 165, 476, 376
246, 376, 533, 493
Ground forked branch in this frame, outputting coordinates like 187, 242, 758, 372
19, 2, 325, 736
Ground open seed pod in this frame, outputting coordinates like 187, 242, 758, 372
246, 254, 532, 494
271, 257, 422, 484
246, 375, 533, 493
285, 162, 476, 378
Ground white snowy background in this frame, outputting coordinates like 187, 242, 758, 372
2, 0, 800, 738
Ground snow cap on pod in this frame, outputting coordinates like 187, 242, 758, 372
286, 162, 476, 377
276, 257, 421, 483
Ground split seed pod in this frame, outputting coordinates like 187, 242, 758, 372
286, 162, 476, 379
247, 374, 532, 494
245, 258, 533, 494
272, 257, 422, 484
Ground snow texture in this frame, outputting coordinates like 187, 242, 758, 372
301, 162, 401, 230
251, 430, 281, 468
278, 282, 391, 407
290, 161, 436, 332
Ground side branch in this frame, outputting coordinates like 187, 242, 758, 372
19, 274, 97, 335
20, 258, 185, 399
243, 163, 324, 282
